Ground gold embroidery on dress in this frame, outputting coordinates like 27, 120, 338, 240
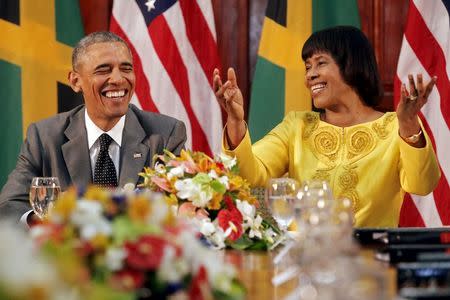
312, 167, 333, 182
302, 112, 319, 140
346, 127, 375, 160
337, 165, 359, 213
372, 113, 396, 139
311, 126, 341, 163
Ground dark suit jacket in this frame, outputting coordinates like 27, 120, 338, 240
0, 104, 186, 218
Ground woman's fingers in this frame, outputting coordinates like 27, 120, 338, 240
227, 67, 237, 86
423, 76, 437, 99
408, 74, 418, 97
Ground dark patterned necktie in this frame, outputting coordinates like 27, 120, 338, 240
93, 133, 118, 187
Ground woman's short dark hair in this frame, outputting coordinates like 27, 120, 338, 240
301, 26, 383, 108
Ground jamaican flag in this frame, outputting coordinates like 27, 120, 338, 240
0, 0, 84, 187
249, 0, 361, 141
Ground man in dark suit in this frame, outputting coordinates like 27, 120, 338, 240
0, 31, 186, 219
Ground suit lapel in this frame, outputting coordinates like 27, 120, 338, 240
62, 108, 92, 188
119, 109, 152, 187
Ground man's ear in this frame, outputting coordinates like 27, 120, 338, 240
68, 71, 82, 93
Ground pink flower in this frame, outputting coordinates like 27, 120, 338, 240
151, 176, 172, 192
167, 160, 198, 174
178, 202, 209, 220
178, 202, 197, 218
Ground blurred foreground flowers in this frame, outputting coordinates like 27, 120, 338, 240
29, 187, 245, 300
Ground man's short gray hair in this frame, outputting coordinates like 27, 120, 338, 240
72, 31, 130, 70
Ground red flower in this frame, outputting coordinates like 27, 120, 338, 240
216, 162, 225, 171
74, 240, 94, 257
189, 265, 212, 300
110, 269, 145, 291
124, 235, 181, 270
217, 196, 243, 241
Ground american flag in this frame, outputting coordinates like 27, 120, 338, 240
110, 0, 223, 156
395, 0, 450, 227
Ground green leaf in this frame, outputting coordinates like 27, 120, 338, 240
112, 216, 159, 245
193, 172, 212, 184
228, 235, 253, 250
210, 180, 226, 194
246, 240, 269, 251
213, 279, 246, 300
86, 282, 134, 300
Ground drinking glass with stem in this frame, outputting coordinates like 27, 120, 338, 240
29, 177, 61, 219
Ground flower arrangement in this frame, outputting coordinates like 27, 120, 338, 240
30, 187, 245, 300
139, 150, 281, 250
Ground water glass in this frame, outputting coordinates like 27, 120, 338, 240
295, 180, 334, 227
266, 178, 298, 231
29, 177, 61, 219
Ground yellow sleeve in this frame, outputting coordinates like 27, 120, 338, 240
398, 123, 441, 195
222, 112, 298, 187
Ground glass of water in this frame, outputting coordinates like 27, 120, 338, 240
266, 178, 298, 231
29, 177, 61, 219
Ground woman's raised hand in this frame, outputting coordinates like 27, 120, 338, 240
213, 67, 246, 148
397, 73, 436, 146
213, 68, 245, 123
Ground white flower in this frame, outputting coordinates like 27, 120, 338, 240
208, 170, 218, 179
174, 179, 213, 207
167, 165, 185, 180
105, 247, 126, 271
248, 215, 263, 239
236, 199, 256, 219
218, 153, 237, 169
148, 196, 170, 225
264, 228, 277, 244
218, 176, 230, 189
154, 162, 167, 174
122, 182, 136, 193
0, 221, 59, 296
70, 200, 112, 240
174, 179, 197, 199
176, 231, 236, 293
199, 219, 216, 236
157, 246, 189, 283
235, 200, 264, 239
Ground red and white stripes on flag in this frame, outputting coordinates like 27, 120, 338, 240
395, 0, 450, 227
110, 0, 223, 156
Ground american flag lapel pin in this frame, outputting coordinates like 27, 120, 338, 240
133, 153, 142, 159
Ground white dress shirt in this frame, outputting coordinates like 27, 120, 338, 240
85, 110, 125, 178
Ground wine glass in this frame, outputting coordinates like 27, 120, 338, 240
295, 180, 334, 227
29, 177, 61, 219
266, 178, 298, 231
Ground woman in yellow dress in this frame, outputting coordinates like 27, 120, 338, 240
213, 26, 440, 227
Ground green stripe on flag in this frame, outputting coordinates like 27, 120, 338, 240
312, 0, 360, 31
55, 0, 84, 47
249, 57, 285, 142
0, 60, 22, 188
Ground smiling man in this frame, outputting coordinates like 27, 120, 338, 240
0, 32, 187, 219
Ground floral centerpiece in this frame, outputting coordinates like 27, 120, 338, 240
30, 187, 245, 300
139, 150, 281, 250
